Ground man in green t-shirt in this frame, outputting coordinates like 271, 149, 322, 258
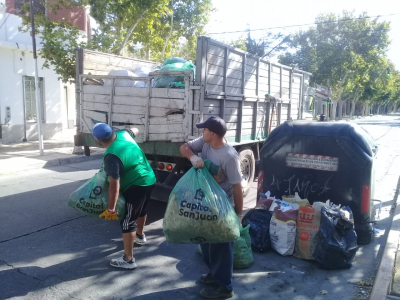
92, 123, 156, 270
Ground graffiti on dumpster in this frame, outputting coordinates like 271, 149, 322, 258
270, 173, 334, 198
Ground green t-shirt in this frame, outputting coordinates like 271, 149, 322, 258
103, 131, 156, 192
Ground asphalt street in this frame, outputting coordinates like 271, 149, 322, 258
1, 115, 400, 300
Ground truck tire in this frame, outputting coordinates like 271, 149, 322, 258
239, 149, 255, 197
84, 146, 90, 157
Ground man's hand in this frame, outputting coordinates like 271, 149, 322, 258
190, 155, 204, 169
99, 209, 119, 220
237, 213, 244, 223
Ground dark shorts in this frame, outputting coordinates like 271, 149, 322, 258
120, 185, 153, 233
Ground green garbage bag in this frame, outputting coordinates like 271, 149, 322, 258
163, 160, 240, 244
68, 168, 125, 220
162, 57, 187, 66
234, 224, 254, 269
197, 224, 254, 269
153, 61, 195, 88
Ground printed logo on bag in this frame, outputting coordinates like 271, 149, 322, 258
299, 212, 314, 224
300, 231, 310, 241
194, 189, 205, 201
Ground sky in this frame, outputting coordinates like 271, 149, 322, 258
205, 0, 400, 69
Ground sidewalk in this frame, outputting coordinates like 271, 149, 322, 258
0, 132, 104, 176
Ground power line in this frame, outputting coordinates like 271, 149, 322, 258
208, 13, 399, 35
0, 13, 11, 30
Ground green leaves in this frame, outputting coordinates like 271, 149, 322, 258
18, 0, 212, 82
278, 11, 396, 109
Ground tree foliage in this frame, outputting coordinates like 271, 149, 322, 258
278, 11, 397, 116
19, 0, 212, 83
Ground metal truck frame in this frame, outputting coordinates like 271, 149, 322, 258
74, 36, 312, 201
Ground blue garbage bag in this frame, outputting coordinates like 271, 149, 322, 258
242, 208, 273, 252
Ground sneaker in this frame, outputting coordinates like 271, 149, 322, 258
200, 272, 215, 285
110, 255, 137, 270
200, 285, 233, 299
135, 233, 147, 245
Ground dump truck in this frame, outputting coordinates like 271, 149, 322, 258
74, 36, 312, 201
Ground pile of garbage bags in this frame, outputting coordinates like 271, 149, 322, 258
241, 192, 359, 269
102, 57, 195, 89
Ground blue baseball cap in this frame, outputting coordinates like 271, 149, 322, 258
92, 123, 113, 140
196, 116, 227, 136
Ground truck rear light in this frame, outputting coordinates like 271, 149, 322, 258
158, 163, 165, 170
361, 184, 370, 214
166, 164, 173, 171
257, 171, 264, 194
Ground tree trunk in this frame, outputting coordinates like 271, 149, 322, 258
350, 101, 355, 118
337, 101, 343, 120
115, 8, 149, 55
161, 0, 174, 61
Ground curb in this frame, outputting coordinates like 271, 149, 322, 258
43, 153, 104, 168
370, 178, 400, 300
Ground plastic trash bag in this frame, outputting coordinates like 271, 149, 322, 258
313, 206, 358, 269
163, 160, 240, 244
270, 204, 299, 256
282, 192, 310, 207
104, 69, 137, 87
68, 169, 126, 220
256, 191, 275, 210
134, 66, 153, 88
153, 61, 195, 88
242, 208, 273, 252
197, 224, 254, 269
234, 224, 254, 269
163, 57, 187, 66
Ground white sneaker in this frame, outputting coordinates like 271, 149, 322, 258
135, 233, 147, 245
110, 255, 137, 270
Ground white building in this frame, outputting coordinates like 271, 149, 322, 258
0, 0, 90, 144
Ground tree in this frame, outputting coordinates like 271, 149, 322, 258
279, 11, 391, 120
226, 30, 287, 58
19, 0, 212, 83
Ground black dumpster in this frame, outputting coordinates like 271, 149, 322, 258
259, 121, 377, 245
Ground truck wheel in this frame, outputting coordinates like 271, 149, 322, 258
239, 149, 255, 197
84, 146, 90, 156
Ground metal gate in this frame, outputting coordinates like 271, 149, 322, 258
23, 76, 45, 122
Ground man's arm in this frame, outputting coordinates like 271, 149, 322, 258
232, 183, 243, 217
108, 177, 120, 211
180, 143, 196, 160
180, 141, 204, 169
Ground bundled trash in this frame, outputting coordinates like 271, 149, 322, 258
248, 189, 359, 268
104, 69, 138, 87
153, 57, 195, 88
282, 192, 310, 207
68, 169, 125, 220
313, 205, 358, 269
163, 160, 240, 244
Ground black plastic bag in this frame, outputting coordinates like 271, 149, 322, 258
313, 206, 358, 269
242, 209, 273, 252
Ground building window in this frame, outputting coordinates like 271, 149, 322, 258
24, 76, 45, 122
